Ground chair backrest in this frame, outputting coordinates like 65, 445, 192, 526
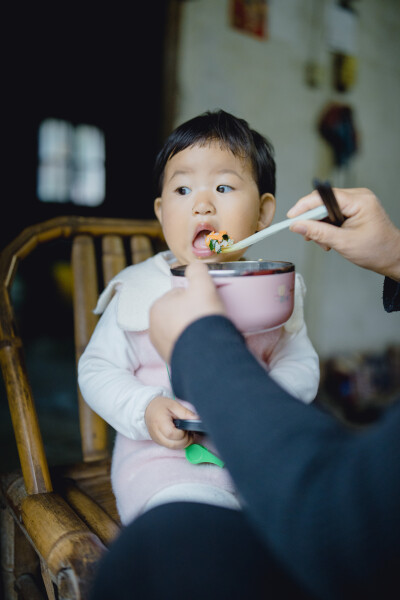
0, 215, 165, 496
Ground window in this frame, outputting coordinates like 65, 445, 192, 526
37, 119, 105, 207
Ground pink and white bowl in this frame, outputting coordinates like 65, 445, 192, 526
171, 261, 295, 334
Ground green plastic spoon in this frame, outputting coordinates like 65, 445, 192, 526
185, 444, 225, 468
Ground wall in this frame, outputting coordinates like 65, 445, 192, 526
173, 0, 400, 357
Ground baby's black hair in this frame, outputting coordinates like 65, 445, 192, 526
153, 110, 276, 197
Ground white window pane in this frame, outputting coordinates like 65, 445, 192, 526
38, 119, 73, 161
75, 125, 105, 164
37, 119, 106, 206
37, 164, 71, 203
70, 167, 105, 207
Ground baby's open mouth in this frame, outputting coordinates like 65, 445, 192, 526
192, 228, 213, 249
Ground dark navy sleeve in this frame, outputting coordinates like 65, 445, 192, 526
171, 315, 400, 599
383, 276, 400, 312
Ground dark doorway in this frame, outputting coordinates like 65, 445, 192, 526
3, 4, 169, 249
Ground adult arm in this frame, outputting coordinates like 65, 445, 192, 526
171, 314, 400, 599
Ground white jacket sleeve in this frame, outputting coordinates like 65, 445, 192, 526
78, 294, 170, 440
267, 273, 319, 404
267, 323, 320, 404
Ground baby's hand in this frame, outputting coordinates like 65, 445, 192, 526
145, 396, 198, 449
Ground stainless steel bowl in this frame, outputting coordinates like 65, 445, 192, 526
170, 260, 294, 278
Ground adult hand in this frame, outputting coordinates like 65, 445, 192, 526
149, 262, 227, 363
287, 187, 400, 281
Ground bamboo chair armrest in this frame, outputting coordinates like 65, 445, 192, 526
21, 492, 106, 597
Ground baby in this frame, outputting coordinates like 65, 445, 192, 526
78, 110, 319, 524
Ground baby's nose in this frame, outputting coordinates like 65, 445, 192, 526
192, 192, 216, 215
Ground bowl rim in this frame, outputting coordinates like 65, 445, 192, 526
171, 260, 295, 278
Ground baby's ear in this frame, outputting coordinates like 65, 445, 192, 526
154, 197, 162, 224
257, 193, 276, 231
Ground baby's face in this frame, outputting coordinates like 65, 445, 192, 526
154, 142, 275, 266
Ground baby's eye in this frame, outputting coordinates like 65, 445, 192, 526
216, 185, 233, 193
177, 186, 191, 195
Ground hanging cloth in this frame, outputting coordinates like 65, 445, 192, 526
318, 103, 358, 167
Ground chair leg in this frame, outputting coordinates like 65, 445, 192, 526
1, 505, 40, 600
15, 574, 45, 600
40, 560, 57, 600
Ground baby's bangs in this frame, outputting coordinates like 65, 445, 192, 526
168, 133, 251, 163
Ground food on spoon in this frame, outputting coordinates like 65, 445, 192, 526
205, 231, 234, 254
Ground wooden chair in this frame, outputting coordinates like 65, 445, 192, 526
0, 216, 165, 599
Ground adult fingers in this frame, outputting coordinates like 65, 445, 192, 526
287, 187, 370, 220
184, 262, 216, 293
290, 219, 345, 251
185, 262, 226, 313
287, 190, 323, 218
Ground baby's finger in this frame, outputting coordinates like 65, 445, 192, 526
165, 423, 187, 441
171, 401, 198, 421
162, 426, 193, 449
